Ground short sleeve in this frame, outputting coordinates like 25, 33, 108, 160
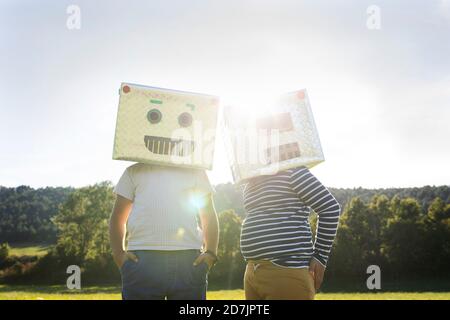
195, 170, 215, 198
114, 168, 135, 201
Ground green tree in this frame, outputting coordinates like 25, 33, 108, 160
427, 197, 450, 222
330, 195, 391, 278
384, 197, 426, 276
209, 210, 246, 288
368, 194, 391, 262
330, 198, 371, 276
52, 182, 114, 263
421, 198, 450, 274
341, 197, 380, 262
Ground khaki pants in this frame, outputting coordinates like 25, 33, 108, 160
244, 260, 315, 300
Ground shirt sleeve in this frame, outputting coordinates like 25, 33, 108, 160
195, 170, 215, 198
114, 168, 135, 201
289, 166, 341, 267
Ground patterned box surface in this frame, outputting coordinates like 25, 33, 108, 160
113, 83, 219, 170
222, 89, 324, 183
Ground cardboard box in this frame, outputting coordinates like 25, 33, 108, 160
113, 83, 219, 170
222, 89, 324, 183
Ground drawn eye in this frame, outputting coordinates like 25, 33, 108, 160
178, 112, 193, 127
147, 109, 162, 124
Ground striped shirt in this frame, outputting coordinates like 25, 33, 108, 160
240, 166, 341, 268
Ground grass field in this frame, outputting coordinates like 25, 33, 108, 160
2, 245, 449, 300
8, 244, 49, 257
0, 285, 449, 300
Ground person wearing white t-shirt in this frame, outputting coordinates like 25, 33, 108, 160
109, 163, 219, 300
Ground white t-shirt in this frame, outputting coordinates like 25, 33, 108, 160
114, 163, 214, 251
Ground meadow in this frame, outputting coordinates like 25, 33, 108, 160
2, 244, 450, 300
0, 285, 449, 300
8, 244, 49, 258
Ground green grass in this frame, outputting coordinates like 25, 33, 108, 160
2, 246, 449, 300
0, 285, 449, 300
8, 244, 49, 257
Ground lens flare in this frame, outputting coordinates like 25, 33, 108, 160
189, 192, 207, 210
176, 228, 185, 238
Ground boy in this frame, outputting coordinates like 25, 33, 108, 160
109, 163, 219, 300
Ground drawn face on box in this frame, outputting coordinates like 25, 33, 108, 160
113, 84, 219, 169
223, 90, 324, 182
254, 112, 301, 165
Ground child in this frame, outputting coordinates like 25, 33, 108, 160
109, 163, 218, 300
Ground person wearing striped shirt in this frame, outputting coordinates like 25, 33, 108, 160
240, 166, 341, 300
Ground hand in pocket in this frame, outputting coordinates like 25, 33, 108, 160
116, 251, 139, 269
309, 258, 325, 291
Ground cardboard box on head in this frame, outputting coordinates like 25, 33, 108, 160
113, 83, 219, 170
222, 89, 324, 183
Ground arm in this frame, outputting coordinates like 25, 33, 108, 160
193, 193, 219, 268
290, 167, 341, 289
109, 194, 137, 268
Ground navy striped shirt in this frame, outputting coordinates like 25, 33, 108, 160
240, 167, 341, 268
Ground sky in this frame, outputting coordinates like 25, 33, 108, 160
0, 0, 449, 189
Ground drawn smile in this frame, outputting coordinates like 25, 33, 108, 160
144, 135, 195, 157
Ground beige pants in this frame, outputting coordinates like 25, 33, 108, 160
244, 260, 315, 300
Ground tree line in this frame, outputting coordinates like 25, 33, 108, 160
0, 186, 73, 243
0, 182, 449, 290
